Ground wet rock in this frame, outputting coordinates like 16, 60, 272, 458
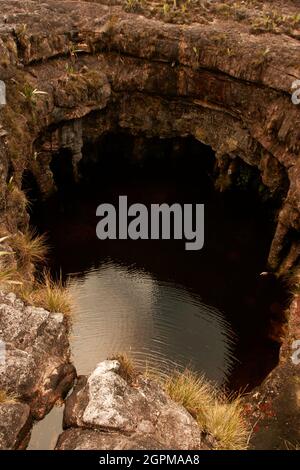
0, 402, 31, 450
57, 360, 203, 450
0, 291, 76, 421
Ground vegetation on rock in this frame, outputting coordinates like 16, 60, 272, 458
164, 369, 249, 450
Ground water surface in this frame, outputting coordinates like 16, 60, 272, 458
28, 136, 286, 449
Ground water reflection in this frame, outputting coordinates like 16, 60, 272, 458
69, 261, 235, 383
28, 406, 63, 450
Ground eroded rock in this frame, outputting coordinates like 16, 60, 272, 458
0, 402, 31, 450
56, 360, 203, 450
56, 428, 166, 451
0, 0, 299, 272
0, 291, 76, 448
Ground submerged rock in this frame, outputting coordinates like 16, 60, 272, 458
56, 360, 205, 450
0, 291, 76, 449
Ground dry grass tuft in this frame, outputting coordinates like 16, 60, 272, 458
0, 245, 21, 288
110, 353, 137, 384
103, 357, 250, 449
11, 229, 48, 268
204, 395, 249, 450
284, 440, 300, 450
0, 267, 22, 286
164, 369, 212, 420
163, 369, 249, 450
21, 271, 71, 315
7, 186, 29, 212
0, 390, 17, 404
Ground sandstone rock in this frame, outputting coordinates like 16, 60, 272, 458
56, 428, 166, 451
0, 402, 31, 450
0, 0, 299, 272
57, 360, 203, 450
0, 291, 76, 420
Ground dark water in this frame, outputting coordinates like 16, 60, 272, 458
28, 135, 286, 449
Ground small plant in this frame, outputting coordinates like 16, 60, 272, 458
291, 13, 300, 25
65, 63, 75, 76
0, 236, 19, 287
8, 185, 29, 211
0, 251, 13, 258
11, 229, 48, 268
0, 235, 11, 244
22, 270, 71, 315
193, 46, 200, 61
226, 48, 235, 57
68, 44, 85, 62
124, 0, 142, 12
204, 395, 249, 450
110, 353, 136, 384
19, 84, 48, 106
163, 2, 170, 16
7, 176, 14, 192
15, 23, 27, 40
163, 369, 249, 450
164, 369, 213, 420
181, 3, 188, 14
0, 390, 17, 404
0, 268, 22, 286
284, 440, 300, 450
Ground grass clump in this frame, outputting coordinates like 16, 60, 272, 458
110, 353, 136, 384
11, 229, 48, 268
7, 185, 29, 213
0, 267, 21, 286
124, 0, 143, 12
164, 369, 212, 420
1, 230, 71, 315
19, 83, 48, 106
21, 271, 71, 315
284, 440, 300, 450
0, 237, 20, 288
204, 395, 249, 450
101, 357, 249, 449
0, 390, 17, 404
164, 369, 249, 450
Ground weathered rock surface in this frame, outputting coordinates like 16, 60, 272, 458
0, 0, 299, 273
0, 291, 76, 449
56, 360, 204, 450
0, 0, 299, 451
0, 402, 31, 450
56, 428, 166, 450
244, 294, 300, 450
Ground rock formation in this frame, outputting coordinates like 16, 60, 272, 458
55, 360, 210, 450
0, 0, 300, 450
0, 0, 299, 273
0, 291, 75, 449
